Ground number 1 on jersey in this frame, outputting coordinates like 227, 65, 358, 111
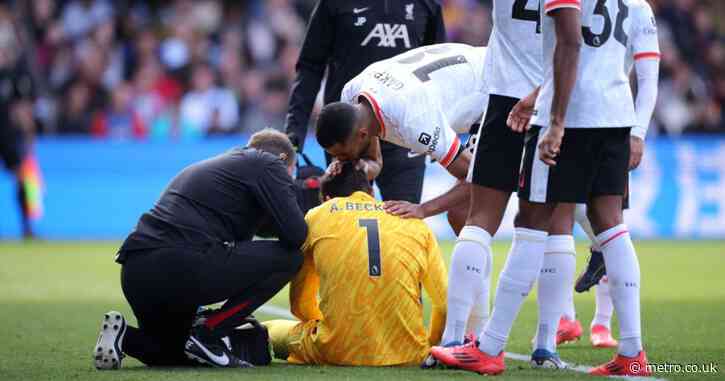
397, 45, 468, 83
359, 219, 382, 277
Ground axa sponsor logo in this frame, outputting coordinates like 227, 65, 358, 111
361, 23, 411, 48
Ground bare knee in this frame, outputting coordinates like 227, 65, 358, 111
447, 206, 466, 236
514, 201, 553, 231
465, 185, 511, 235
587, 196, 623, 234
548, 203, 576, 235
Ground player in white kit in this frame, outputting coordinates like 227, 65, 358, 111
418, 0, 546, 368
388, 5, 555, 372
431, 0, 578, 370
425, 0, 617, 367
563, 0, 661, 350
315, 43, 488, 226
432, 0, 652, 376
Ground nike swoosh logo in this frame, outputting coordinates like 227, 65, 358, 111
353, 7, 370, 14
407, 151, 425, 158
191, 336, 230, 366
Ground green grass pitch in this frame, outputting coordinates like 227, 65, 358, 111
1, 240, 724, 380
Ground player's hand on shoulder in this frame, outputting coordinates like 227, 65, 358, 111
629, 136, 644, 170
538, 123, 564, 166
383, 200, 424, 219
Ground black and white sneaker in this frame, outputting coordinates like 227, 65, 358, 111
184, 326, 253, 368
93, 311, 126, 370
574, 249, 606, 293
530, 349, 568, 369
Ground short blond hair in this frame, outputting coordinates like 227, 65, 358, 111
248, 128, 296, 166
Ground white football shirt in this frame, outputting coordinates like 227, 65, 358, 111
625, 0, 660, 73
341, 43, 488, 167
532, 0, 646, 128
485, 0, 543, 99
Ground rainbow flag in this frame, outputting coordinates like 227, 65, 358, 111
19, 153, 44, 220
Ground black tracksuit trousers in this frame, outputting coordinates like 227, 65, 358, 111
119, 240, 302, 366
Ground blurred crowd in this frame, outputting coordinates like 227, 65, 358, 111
651, 0, 725, 134
0, 0, 723, 140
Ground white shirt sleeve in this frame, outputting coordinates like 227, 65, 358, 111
341, 75, 363, 105
630, 2, 661, 139
403, 102, 462, 168
631, 59, 659, 139
630, 2, 660, 61
340, 83, 354, 104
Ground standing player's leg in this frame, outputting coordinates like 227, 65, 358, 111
586, 129, 649, 376
574, 204, 607, 292
472, 127, 591, 371
375, 141, 426, 203
588, 195, 647, 372
439, 219, 493, 346
445, 189, 468, 236
432, 125, 562, 375
590, 276, 618, 348
573, 204, 616, 347
465, 277, 490, 337
436, 95, 524, 347
545, 204, 600, 348
473, 200, 550, 369
533, 203, 577, 365
527, 128, 605, 367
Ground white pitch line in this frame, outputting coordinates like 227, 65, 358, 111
506, 351, 592, 373
258, 304, 666, 381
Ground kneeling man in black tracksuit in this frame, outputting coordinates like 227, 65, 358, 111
93, 129, 307, 369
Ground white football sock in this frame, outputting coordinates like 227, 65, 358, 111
592, 276, 614, 329
440, 226, 492, 345
466, 276, 490, 337
575, 204, 601, 251
563, 289, 576, 321
535, 235, 576, 353
479, 228, 547, 356
596, 224, 642, 357
561, 232, 577, 321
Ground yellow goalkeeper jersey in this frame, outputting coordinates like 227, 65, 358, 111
286, 191, 447, 366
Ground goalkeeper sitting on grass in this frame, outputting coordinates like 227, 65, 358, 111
265, 162, 448, 366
